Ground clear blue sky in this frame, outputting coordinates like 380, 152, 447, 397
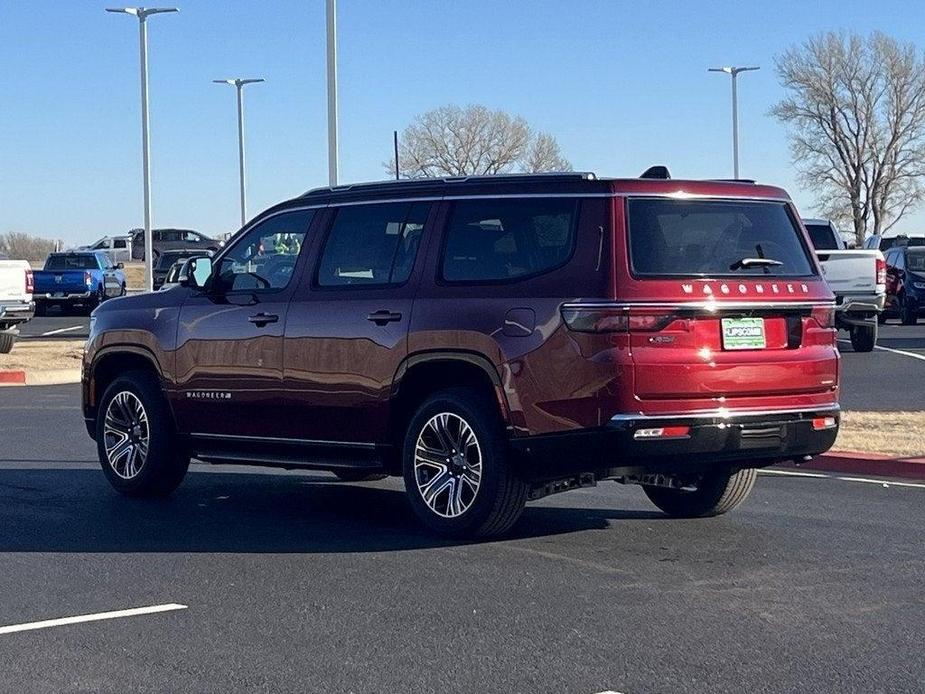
2, 0, 925, 245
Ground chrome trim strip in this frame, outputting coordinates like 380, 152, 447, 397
622, 192, 789, 203
188, 432, 377, 450
610, 404, 840, 423
562, 300, 836, 311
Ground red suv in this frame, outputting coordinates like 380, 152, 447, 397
82, 171, 840, 538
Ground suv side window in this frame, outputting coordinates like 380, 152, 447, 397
214, 209, 314, 293
183, 231, 202, 243
440, 198, 578, 283
316, 202, 430, 287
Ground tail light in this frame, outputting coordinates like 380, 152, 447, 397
810, 305, 835, 329
84, 271, 93, 286
24, 269, 34, 294
634, 426, 691, 440
562, 306, 678, 333
876, 256, 886, 286
812, 416, 837, 430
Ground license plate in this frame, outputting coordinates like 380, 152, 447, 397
721, 317, 766, 350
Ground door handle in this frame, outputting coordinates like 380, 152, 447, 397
248, 312, 279, 326
366, 310, 403, 325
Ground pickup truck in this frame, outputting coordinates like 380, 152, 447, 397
33, 252, 126, 316
0, 259, 34, 353
803, 218, 885, 352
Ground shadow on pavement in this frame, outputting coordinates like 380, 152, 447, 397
0, 467, 662, 554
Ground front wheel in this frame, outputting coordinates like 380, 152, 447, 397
643, 468, 757, 518
403, 388, 528, 538
849, 323, 877, 352
96, 370, 189, 497
0, 332, 15, 354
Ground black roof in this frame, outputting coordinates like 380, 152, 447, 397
297, 172, 610, 205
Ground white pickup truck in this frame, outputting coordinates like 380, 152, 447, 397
803, 218, 885, 352
0, 259, 35, 353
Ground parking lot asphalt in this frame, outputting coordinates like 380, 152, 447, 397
1, 385, 923, 693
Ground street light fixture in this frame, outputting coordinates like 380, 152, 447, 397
213, 78, 265, 227
708, 65, 760, 179
107, 6, 179, 293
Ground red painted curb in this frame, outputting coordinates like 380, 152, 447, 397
0, 370, 26, 385
781, 452, 925, 482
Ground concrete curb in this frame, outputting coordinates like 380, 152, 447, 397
0, 368, 81, 387
781, 451, 925, 482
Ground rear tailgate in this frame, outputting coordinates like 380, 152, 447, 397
815, 249, 881, 295
34, 270, 91, 294
619, 196, 837, 409
0, 261, 31, 302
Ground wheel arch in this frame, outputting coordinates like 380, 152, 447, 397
88, 346, 168, 424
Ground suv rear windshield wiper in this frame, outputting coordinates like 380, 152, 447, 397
729, 257, 784, 271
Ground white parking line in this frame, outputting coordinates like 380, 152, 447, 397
0, 603, 187, 635
40, 325, 83, 336
838, 339, 925, 362
761, 468, 925, 489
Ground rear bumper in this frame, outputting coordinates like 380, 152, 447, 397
835, 293, 884, 326
35, 291, 92, 303
0, 301, 35, 328
510, 405, 840, 482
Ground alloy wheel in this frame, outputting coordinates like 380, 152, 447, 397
413, 412, 482, 518
103, 391, 150, 479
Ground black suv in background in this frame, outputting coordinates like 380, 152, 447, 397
131, 228, 221, 261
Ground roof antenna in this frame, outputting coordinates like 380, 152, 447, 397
640, 165, 671, 180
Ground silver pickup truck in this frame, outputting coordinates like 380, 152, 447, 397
803, 218, 885, 352
0, 259, 35, 354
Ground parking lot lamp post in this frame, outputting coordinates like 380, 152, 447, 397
106, 7, 178, 292
213, 79, 264, 228
708, 65, 760, 179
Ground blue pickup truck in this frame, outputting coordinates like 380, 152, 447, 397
33, 252, 127, 316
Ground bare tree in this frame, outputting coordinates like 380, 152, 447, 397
772, 32, 925, 244
0, 232, 61, 263
523, 133, 573, 173
385, 104, 571, 178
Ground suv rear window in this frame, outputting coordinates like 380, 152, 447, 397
627, 198, 816, 278
441, 198, 577, 282
803, 223, 840, 250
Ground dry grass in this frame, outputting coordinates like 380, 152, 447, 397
0, 339, 83, 372
834, 411, 925, 458
122, 262, 146, 290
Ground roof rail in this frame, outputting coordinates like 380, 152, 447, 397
302, 171, 597, 196
708, 178, 757, 184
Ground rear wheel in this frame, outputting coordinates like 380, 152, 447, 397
849, 322, 877, 352
877, 311, 888, 325
0, 332, 15, 354
34, 302, 47, 317
900, 295, 918, 325
96, 370, 189, 497
643, 468, 757, 518
403, 387, 527, 538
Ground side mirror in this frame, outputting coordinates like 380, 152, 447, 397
116, 262, 125, 269
179, 256, 213, 289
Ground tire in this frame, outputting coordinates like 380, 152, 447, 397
120, 283, 127, 297
849, 322, 877, 352
34, 302, 46, 317
644, 468, 757, 518
900, 295, 918, 326
333, 470, 388, 482
0, 332, 15, 354
96, 369, 189, 497
402, 387, 528, 538
877, 311, 888, 325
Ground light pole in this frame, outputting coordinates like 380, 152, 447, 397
213, 78, 264, 227
326, 0, 338, 186
107, 6, 178, 293
708, 65, 759, 179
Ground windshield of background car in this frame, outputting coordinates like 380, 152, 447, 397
803, 223, 840, 250
627, 198, 817, 278
156, 253, 189, 270
45, 255, 98, 270
907, 250, 925, 273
